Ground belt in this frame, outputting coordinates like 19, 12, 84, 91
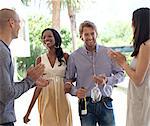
86, 96, 113, 103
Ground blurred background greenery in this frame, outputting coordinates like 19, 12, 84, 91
12, 0, 143, 80
17, 15, 133, 79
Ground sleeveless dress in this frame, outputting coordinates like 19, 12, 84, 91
126, 58, 150, 126
38, 54, 72, 126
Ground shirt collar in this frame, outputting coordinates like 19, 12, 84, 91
0, 40, 11, 52
83, 44, 100, 54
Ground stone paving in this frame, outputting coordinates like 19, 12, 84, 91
14, 78, 129, 126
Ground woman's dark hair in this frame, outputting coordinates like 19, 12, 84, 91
131, 7, 150, 57
41, 28, 65, 66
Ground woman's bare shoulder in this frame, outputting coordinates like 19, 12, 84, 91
145, 39, 150, 46
139, 39, 150, 60
141, 39, 150, 49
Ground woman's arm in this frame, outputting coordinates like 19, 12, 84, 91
123, 43, 150, 86
23, 87, 42, 123
24, 56, 42, 123
109, 42, 150, 86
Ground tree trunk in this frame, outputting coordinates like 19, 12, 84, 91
67, 3, 77, 51
52, 0, 60, 31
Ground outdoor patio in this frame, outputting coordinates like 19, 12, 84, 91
14, 77, 128, 126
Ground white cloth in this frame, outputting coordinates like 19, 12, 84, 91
126, 58, 150, 126
38, 54, 72, 126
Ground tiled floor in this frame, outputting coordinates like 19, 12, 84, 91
14, 78, 128, 126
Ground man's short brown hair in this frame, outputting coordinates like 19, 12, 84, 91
79, 20, 98, 38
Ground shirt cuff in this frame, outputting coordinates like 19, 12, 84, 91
70, 86, 78, 96
106, 76, 117, 86
25, 76, 36, 88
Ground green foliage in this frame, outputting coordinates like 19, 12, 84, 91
99, 21, 133, 47
21, 0, 31, 6
17, 16, 73, 79
60, 28, 72, 53
17, 17, 133, 79
17, 16, 51, 76
61, 0, 81, 11
60, 28, 72, 48
97, 21, 133, 70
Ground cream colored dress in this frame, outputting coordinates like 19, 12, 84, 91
126, 58, 150, 126
38, 54, 72, 126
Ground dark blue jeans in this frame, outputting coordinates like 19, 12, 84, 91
79, 97, 115, 126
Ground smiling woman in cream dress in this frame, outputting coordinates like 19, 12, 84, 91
23, 28, 72, 126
